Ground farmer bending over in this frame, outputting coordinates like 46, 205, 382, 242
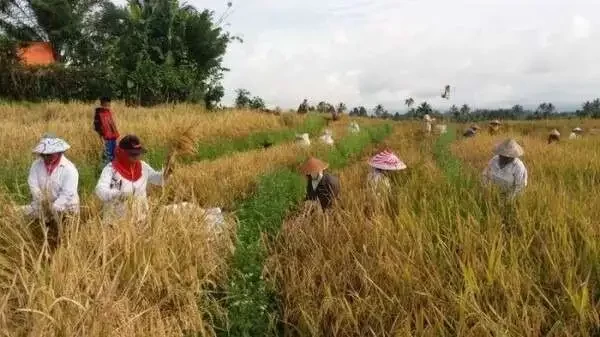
548, 129, 560, 144
367, 150, 407, 197
23, 134, 79, 249
301, 157, 340, 210
482, 139, 528, 200
95, 135, 169, 223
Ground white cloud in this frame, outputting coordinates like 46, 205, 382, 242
572, 15, 591, 40
112, 0, 600, 111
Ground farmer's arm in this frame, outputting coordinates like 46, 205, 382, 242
53, 165, 79, 212
143, 162, 164, 186
512, 162, 528, 197
28, 160, 43, 201
95, 166, 121, 202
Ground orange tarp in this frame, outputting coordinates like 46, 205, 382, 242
17, 42, 56, 66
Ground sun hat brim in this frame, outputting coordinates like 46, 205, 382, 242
493, 139, 524, 158
32, 137, 71, 154
368, 151, 407, 171
124, 148, 147, 156
300, 157, 329, 175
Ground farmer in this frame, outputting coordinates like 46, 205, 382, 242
93, 96, 120, 164
296, 133, 311, 147
463, 125, 479, 138
23, 134, 79, 249
95, 135, 168, 223
423, 114, 435, 134
367, 150, 407, 197
569, 127, 583, 139
548, 129, 560, 144
320, 129, 334, 145
297, 99, 309, 114
301, 157, 340, 210
482, 139, 528, 199
488, 120, 501, 135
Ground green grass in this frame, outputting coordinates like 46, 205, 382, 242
196, 114, 326, 161
433, 127, 474, 189
222, 122, 393, 337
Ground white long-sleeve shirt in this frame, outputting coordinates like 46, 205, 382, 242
95, 161, 163, 222
25, 156, 79, 216
482, 155, 528, 198
367, 171, 392, 198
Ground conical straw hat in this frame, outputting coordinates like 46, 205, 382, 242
32, 134, 71, 154
550, 129, 560, 137
573, 127, 583, 133
490, 119, 501, 125
470, 124, 481, 130
369, 151, 407, 170
493, 139, 524, 158
300, 157, 329, 175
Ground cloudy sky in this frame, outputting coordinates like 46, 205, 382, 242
114, 0, 600, 111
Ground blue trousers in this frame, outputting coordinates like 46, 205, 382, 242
103, 139, 117, 164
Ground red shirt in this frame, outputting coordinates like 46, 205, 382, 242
94, 108, 120, 140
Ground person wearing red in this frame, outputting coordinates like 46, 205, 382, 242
93, 96, 120, 164
95, 135, 166, 222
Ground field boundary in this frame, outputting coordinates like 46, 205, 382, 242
194, 114, 326, 161
432, 127, 475, 189
220, 123, 393, 336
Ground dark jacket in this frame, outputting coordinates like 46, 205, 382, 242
306, 173, 340, 209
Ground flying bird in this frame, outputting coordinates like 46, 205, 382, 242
441, 85, 451, 99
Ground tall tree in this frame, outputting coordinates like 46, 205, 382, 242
358, 106, 367, 117
235, 88, 251, 108
415, 101, 432, 118
336, 102, 347, 114
0, 0, 111, 62
448, 104, 460, 121
404, 97, 415, 110
535, 102, 556, 119
249, 96, 265, 110
374, 104, 386, 117
112, 0, 236, 105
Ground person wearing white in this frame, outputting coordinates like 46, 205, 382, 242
423, 114, 435, 134
435, 124, 448, 134
320, 129, 334, 145
296, 133, 311, 147
23, 134, 79, 217
367, 150, 407, 197
569, 127, 583, 140
95, 135, 164, 223
482, 139, 528, 199
349, 122, 360, 134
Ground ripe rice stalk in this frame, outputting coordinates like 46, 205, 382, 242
164, 124, 198, 179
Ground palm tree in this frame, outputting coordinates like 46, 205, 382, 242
404, 97, 415, 109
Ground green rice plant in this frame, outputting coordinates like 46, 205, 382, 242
222, 123, 393, 336
196, 114, 326, 161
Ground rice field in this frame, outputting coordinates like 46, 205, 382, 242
1, 102, 600, 336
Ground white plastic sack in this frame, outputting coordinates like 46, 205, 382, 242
162, 202, 225, 231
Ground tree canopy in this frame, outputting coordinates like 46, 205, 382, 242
0, 0, 237, 107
